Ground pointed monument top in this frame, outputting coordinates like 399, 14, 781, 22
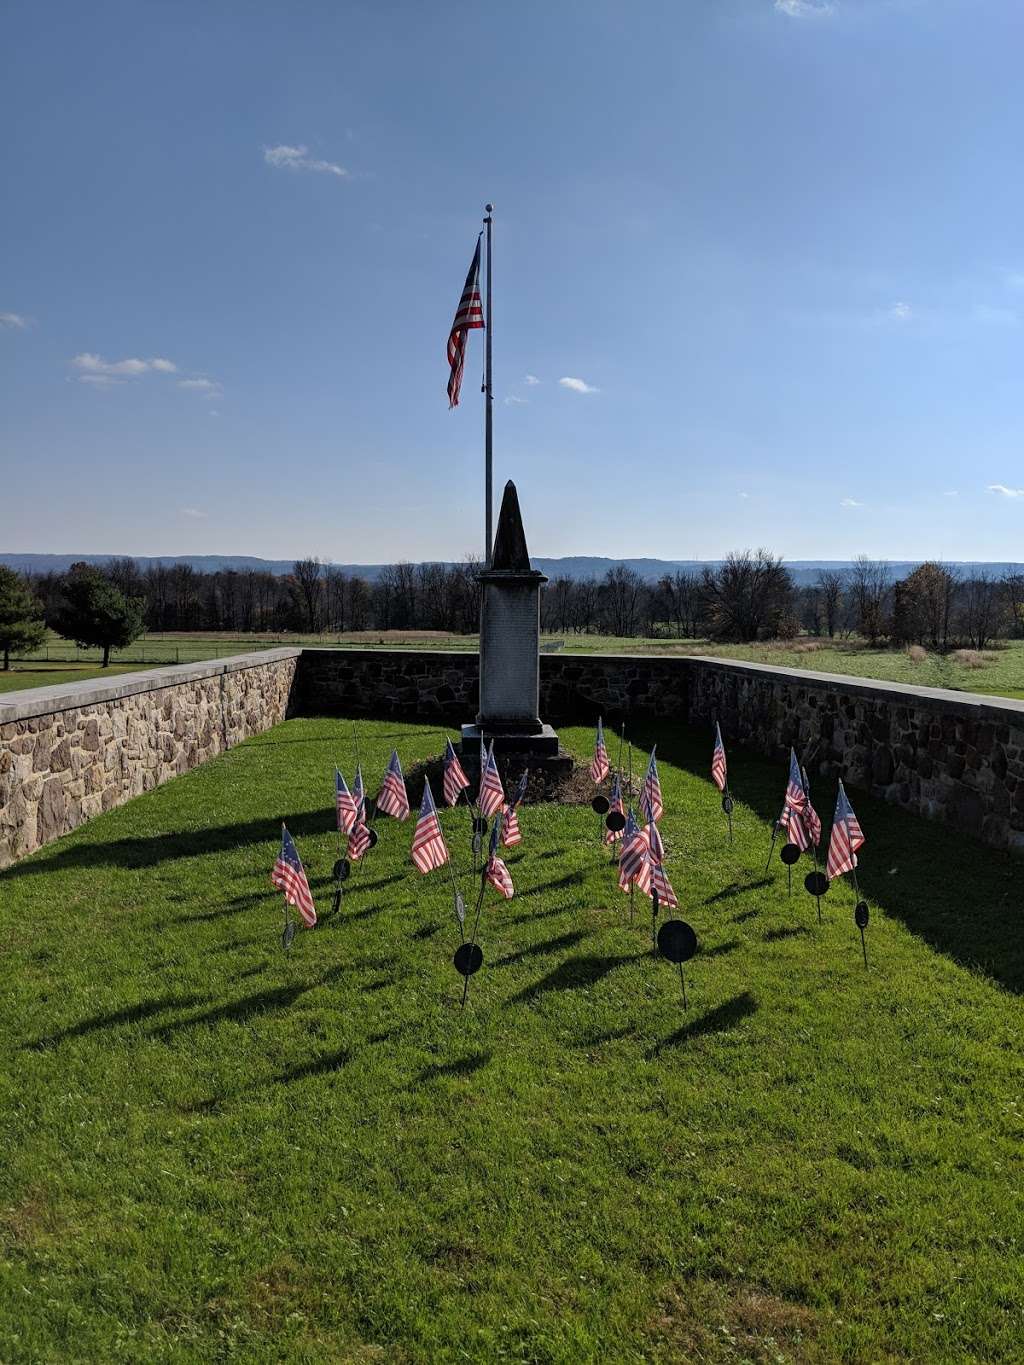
489, 480, 532, 571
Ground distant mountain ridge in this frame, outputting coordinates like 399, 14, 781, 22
2, 552, 1022, 588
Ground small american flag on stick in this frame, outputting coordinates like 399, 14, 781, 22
271, 825, 317, 928
711, 723, 728, 793
478, 742, 505, 819
604, 772, 625, 844
645, 810, 678, 909
377, 750, 410, 820
485, 818, 515, 899
779, 749, 812, 851
447, 236, 484, 408
827, 780, 864, 880
642, 748, 663, 824
502, 771, 529, 847
590, 717, 610, 784
335, 768, 358, 834
411, 777, 449, 874
348, 814, 371, 861
442, 738, 470, 807
618, 809, 652, 894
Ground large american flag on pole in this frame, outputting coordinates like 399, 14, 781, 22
485, 817, 514, 899
377, 750, 410, 820
335, 768, 358, 834
411, 777, 449, 874
478, 742, 505, 819
779, 749, 812, 851
271, 825, 317, 927
447, 236, 484, 408
442, 738, 470, 807
827, 780, 865, 880
642, 747, 663, 824
618, 808, 652, 893
590, 717, 610, 784
711, 723, 728, 793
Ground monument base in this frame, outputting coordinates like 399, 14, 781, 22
460, 723, 573, 779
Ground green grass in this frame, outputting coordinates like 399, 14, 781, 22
13, 631, 1024, 701
1, 718, 1022, 1361
0, 662, 154, 694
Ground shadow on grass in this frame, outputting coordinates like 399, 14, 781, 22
418, 1052, 491, 1082
764, 925, 811, 943
505, 903, 573, 926
732, 907, 760, 924
28, 993, 208, 1049
702, 938, 740, 959
648, 991, 758, 1056
491, 929, 589, 967
514, 870, 585, 900
704, 877, 772, 905
508, 953, 644, 1004
275, 1048, 353, 1084
634, 721, 1024, 994
147, 974, 345, 1038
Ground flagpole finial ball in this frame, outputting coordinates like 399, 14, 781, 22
485, 203, 494, 213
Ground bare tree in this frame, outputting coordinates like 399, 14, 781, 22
817, 570, 843, 638
850, 555, 891, 643
292, 558, 324, 632
700, 549, 794, 642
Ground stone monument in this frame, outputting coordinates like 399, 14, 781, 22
461, 481, 569, 774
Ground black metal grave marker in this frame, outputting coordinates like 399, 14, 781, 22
657, 919, 698, 1007
854, 900, 869, 967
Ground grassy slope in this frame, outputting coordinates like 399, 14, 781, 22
1, 719, 1022, 1362
16, 631, 1024, 700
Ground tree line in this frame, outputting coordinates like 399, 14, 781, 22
2, 552, 1022, 670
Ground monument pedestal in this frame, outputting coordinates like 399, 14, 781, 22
460, 480, 572, 779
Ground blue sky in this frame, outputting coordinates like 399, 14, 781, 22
3, 0, 1024, 564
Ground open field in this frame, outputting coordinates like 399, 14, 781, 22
1, 718, 1022, 1361
9, 632, 1024, 700
0, 663, 146, 696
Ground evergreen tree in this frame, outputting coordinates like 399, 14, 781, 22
0, 566, 47, 670
51, 563, 145, 667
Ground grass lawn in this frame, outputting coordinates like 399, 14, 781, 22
15, 631, 1024, 702
0, 662, 153, 695
1, 719, 1022, 1361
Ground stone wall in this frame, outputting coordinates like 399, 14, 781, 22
0, 649, 299, 867
5, 646, 1024, 864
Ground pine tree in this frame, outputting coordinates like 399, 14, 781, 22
51, 563, 145, 667
0, 566, 47, 670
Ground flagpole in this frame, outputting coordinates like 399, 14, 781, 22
484, 203, 494, 565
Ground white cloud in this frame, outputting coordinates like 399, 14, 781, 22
150, 357, 178, 372
263, 144, 347, 178
775, 0, 834, 16
77, 373, 122, 387
888, 301, 912, 322
524, 374, 541, 386
840, 498, 864, 508
559, 376, 599, 394
181, 507, 208, 519
178, 377, 222, 396
987, 484, 1024, 498
0, 311, 28, 329
739, 492, 750, 499
504, 395, 528, 405
72, 352, 182, 378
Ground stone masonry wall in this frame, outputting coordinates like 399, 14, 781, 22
0, 649, 299, 867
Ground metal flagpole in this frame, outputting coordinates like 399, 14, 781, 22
484, 204, 494, 565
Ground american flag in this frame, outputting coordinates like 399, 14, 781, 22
827, 780, 864, 880
618, 808, 652, 893
590, 717, 610, 784
411, 777, 449, 874
478, 741, 505, 818
270, 825, 317, 928
502, 771, 529, 847
447, 236, 484, 408
801, 765, 823, 846
348, 816, 371, 861
779, 748, 812, 852
353, 764, 365, 808
711, 723, 728, 793
377, 750, 410, 820
645, 811, 678, 909
485, 817, 514, 899
335, 768, 358, 834
604, 772, 625, 844
442, 738, 470, 807
642, 748, 663, 823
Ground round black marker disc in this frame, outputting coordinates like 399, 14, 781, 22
472, 815, 489, 834
804, 870, 829, 898
591, 795, 610, 815
658, 919, 698, 963
722, 795, 734, 815
605, 810, 627, 833
780, 842, 801, 866
366, 827, 379, 850
333, 858, 351, 882
854, 901, 869, 929
453, 942, 483, 977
